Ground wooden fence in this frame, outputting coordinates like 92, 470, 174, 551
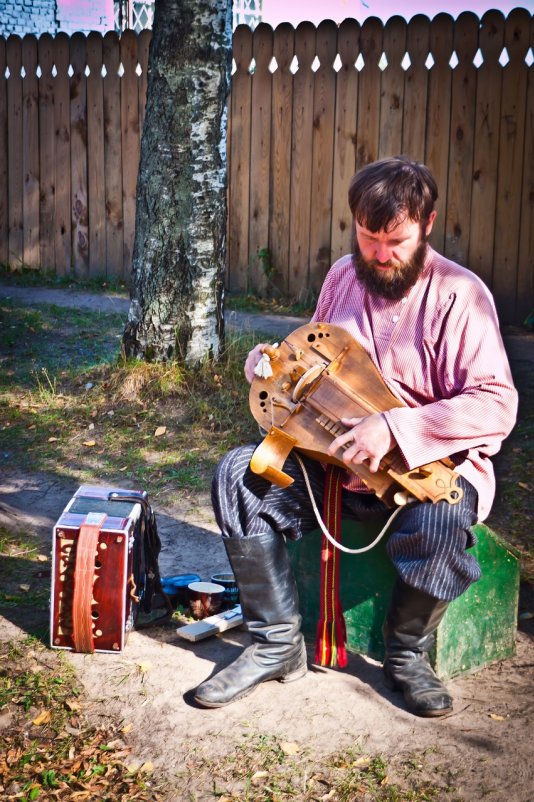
0, 10, 532, 323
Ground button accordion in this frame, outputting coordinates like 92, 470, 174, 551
51, 485, 167, 653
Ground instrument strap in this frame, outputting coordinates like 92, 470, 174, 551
72, 512, 106, 653
294, 453, 404, 555
294, 454, 406, 669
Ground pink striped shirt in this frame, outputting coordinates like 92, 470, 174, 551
311, 248, 518, 521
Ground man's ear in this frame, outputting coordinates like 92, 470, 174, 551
425, 210, 437, 237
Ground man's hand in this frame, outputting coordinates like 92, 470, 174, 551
327, 414, 396, 473
244, 343, 269, 384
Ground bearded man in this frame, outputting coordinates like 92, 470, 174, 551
193, 156, 518, 717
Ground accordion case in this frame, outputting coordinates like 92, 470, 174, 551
51, 485, 148, 654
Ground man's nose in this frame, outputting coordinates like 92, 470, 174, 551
375, 243, 392, 263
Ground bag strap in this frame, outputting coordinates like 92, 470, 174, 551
72, 512, 106, 653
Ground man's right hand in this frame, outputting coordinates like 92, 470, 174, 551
244, 343, 269, 384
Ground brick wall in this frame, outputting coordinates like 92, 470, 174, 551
0, 0, 114, 36
0, 0, 58, 37
56, 0, 114, 35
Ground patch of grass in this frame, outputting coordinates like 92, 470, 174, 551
0, 527, 50, 616
225, 291, 314, 318
0, 638, 167, 801
486, 355, 534, 583
0, 301, 125, 389
0, 264, 128, 294
0, 299, 259, 498
179, 735, 448, 801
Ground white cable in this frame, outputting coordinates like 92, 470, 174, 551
294, 453, 404, 555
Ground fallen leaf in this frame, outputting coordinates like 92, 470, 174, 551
121, 722, 133, 733
352, 756, 371, 767
19, 584, 30, 592
37, 554, 48, 562
280, 741, 300, 755
139, 761, 154, 772
137, 661, 152, 674
82, 440, 96, 447
251, 770, 269, 785
154, 426, 167, 437
517, 482, 530, 491
32, 710, 52, 726
27, 424, 36, 430
48, 436, 59, 443
489, 713, 506, 721
65, 699, 81, 711
64, 724, 81, 736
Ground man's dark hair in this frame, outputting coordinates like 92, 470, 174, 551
348, 156, 438, 233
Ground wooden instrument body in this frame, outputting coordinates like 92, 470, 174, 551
249, 323, 463, 507
51, 485, 142, 653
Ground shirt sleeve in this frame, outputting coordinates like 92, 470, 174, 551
383, 281, 519, 469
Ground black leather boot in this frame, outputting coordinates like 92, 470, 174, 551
382, 579, 453, 717
193, 532, 307, 708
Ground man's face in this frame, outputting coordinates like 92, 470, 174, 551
353, 213, 436, 301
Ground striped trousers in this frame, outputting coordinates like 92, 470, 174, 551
212, 444, 481, 602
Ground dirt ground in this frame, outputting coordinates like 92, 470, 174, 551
0, 469, 533, 802
0, 285, 533, 801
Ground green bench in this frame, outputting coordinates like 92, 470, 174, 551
288, 522, 519, 680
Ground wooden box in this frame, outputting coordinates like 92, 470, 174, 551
289, 522, 519, 679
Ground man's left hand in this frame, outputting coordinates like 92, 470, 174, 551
327, 413, 396, 473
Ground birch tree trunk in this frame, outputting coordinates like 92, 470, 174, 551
122, 0, 232, 364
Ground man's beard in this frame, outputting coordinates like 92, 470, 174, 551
352, 238, 428, 301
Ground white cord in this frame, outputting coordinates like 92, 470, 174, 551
294, 453, 404, 555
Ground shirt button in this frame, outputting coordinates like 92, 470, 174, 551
392, 315, 399, 323
401, 297, 407, 304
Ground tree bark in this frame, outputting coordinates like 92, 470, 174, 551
122, 0, 232, 364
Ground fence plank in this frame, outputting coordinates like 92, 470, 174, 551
468, 10, 505, 290
403, 14, 430, 161
0, 16, 531, 324
7, 35, 23, 268
357, 16, 383, 174
70, 32, 89, 276
379, 15, 406, 159
444, 12, 479, 266
493, 7, 530, 323
0, 39, 8, 264
38, 33, 56, 272
120, 29, 140, 281
288, 21, 315, 296
227, 25, 253, 293
248, 23, 273, 294
137, 28, 151, 138
330, 18, 359, 264
517, 16, 534, 324
103, 31, 123, 280
54, 32, 71, 274
270, 23, 294, 295
425, 13, 454, 254
87, 32, 106, 277
22, 35, 39, 268
309, 19, 337, 293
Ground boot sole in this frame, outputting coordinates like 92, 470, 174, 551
194, 664, 308, 709
383, 673, 453, 717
